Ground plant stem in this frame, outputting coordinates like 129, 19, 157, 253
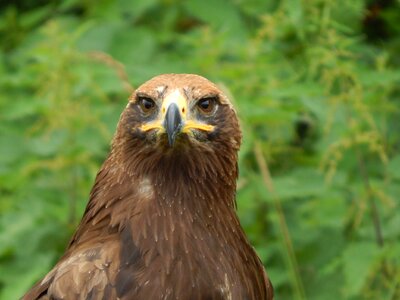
356, 149, 384, 247
254, 141, 306, 300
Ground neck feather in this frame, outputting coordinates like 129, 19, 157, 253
69, 141, 239, 246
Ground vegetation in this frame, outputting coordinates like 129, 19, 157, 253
1, 0, 400, 299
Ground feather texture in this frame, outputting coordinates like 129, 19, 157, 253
22, 74, 273, 300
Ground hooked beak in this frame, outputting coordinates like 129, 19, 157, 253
139, 89, 215, 146
164, 103, 182, 147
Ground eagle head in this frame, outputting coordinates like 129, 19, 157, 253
118, 74, 241, 155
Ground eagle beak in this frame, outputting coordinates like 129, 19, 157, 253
139, 89, 215, 145
164, 103, 183, 147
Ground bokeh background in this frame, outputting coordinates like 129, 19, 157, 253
1, 0, 400, 299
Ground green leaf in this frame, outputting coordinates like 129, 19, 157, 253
342, 242, 380, 297
273, 168, 327, 200
388, 155, 400, 180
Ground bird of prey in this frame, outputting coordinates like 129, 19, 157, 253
23, 74, 274, 300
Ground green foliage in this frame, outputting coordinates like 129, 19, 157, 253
1, 0, 400, 299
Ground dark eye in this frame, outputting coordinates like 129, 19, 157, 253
138, 97, 155, 112
197, 97, 216, 113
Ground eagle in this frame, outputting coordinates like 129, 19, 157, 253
23, 74, 274, 300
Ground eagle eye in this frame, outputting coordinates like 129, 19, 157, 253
197, 97, 217, 114
138, 97, 156, 113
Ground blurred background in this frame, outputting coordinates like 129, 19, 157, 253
1, 0, 400, 299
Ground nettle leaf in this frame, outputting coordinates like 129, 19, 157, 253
109, 27, 156, 67
273, 168, 326, 200
387, 155, 400, 180
183, 0, 246, 38
342, 241, 381, 298
117, 0, 159, 21
27, 131, 68, 157
0, 133, 26, 165
299, 192, 347, 230
77, 21, 121, 52
0, 95, 44, 120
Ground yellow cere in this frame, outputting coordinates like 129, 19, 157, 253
161, 89, 187, 118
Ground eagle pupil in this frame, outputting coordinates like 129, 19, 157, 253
200, 99, 209, 109
140, 97, 155, 111
198, 97, 215, 113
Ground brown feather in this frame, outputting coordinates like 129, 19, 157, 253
22, 74, 273, 300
